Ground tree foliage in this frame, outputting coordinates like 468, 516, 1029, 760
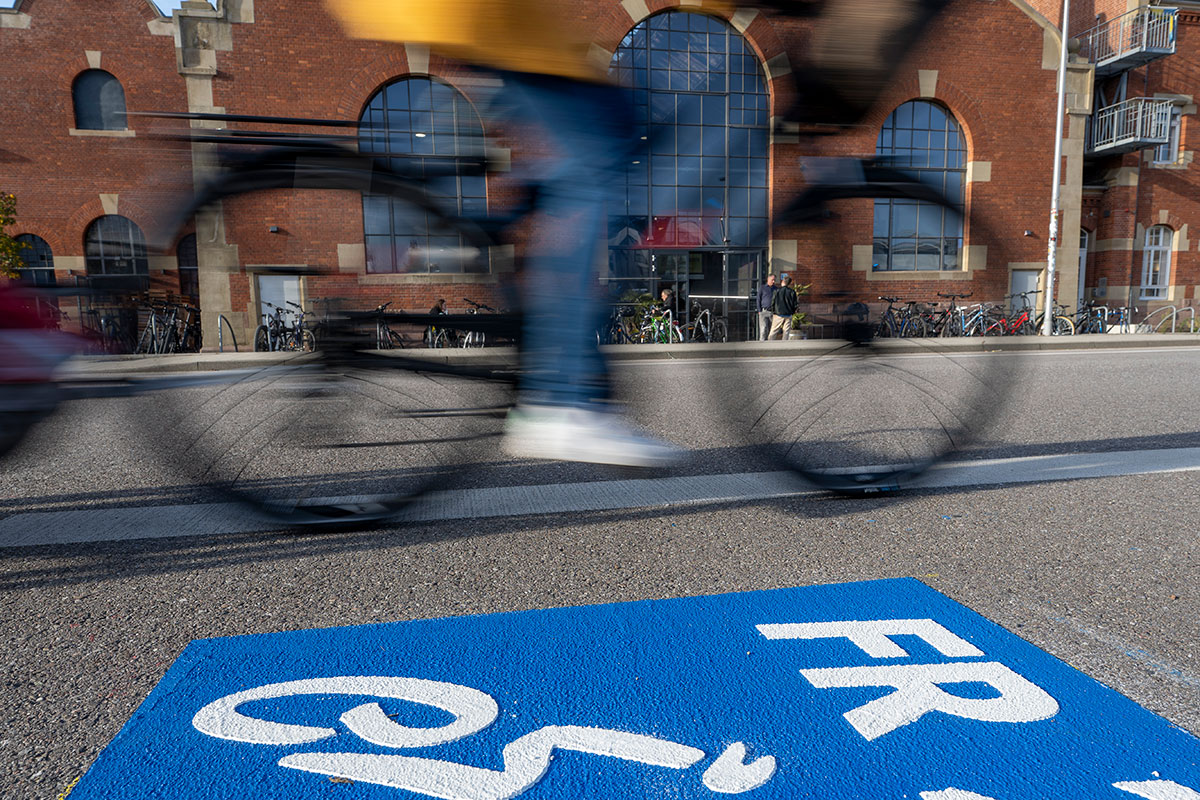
0, 193, 29, 280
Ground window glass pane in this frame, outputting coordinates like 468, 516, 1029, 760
363, 195, 391, 235
702, 185, 724, 215
891, 239, 916, 271
677, 156, 702, 184
892, 203, 918, 237
915, 242, 941, 271
652, 157, 675, 185
873, 200, 890, 237
677, 125, 701, 155
652, 186, 676, 213
917, 205, 943, 237
678, 185, 702, 210
729, 188, 749, 216
365, 236, 394, 273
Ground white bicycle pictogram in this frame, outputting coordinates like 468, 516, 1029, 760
192, 676, 777, 799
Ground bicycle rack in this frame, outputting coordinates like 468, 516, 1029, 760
217, 314, 239, 352
1139, 305, 1200, 333
1138, 305, 1176, 333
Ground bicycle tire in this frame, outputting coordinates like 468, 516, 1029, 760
713, 320, 728, 343
253, 325, 270, 352
725, 165, 1018, 493
1054, 316, 1075, 336
145, 146, 512, 527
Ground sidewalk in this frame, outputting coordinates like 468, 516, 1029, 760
58, 333, 1200, 376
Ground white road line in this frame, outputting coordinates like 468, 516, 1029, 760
3, 447, 1200, 547
623, 346, 1200, 367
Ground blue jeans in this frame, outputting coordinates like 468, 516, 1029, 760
497, 73, 632, 408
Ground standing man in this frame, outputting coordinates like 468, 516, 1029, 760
757, 273, 777, 341
768, 274, 798, 340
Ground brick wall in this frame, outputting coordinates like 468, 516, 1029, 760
0, 0, 193, 318
5, 0, 1199, 332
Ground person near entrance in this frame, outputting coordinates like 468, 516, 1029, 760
757, 273, 777, 340
768, 274, 798, 340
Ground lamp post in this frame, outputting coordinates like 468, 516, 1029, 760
1043, 0, 1071, 336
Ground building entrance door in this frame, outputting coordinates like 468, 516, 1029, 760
605, 248, 764, 340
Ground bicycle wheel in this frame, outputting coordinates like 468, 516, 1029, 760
719, 164, 1018, 493
713, 319, 728, 343
144, 145, 512, 526
1053, 316, 1075, 336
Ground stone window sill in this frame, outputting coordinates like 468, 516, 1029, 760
69, 128, 136, 138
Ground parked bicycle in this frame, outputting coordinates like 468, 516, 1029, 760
253, 302, 315, 352
373, 301, 406, 349
638, 308, 684, 344
684, 301, 728, 343
136, 300, 202, 354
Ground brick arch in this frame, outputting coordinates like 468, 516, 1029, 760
1159, 214, 1186, 234
338, 52, 486, 125
11, 228, 66, 259
865, 78, 987, 162
67, 202, 160, 257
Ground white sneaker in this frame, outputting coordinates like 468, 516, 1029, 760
503, 404, 681, 467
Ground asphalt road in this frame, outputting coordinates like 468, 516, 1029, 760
1, 344, 1198, 799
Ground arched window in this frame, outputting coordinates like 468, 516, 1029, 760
358, 77, 486, 273
873, 100, 966, 271
1141, 225, 1173, 299
85, 215, 148, 278
609, 11, 770, 250
178, 233, 199, 302
14, 234, 55, 287
73, 70, 127, 131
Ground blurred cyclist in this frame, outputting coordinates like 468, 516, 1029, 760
323, 0, 948, 467
325, 0, 698, 467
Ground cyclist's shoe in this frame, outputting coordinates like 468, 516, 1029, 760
503, 404, 680, 467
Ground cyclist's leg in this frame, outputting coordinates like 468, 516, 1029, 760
496, 73, 674, 465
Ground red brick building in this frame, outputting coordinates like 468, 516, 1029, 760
2, 0, 1197, 346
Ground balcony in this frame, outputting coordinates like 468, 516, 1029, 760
1087, 97, 1173, 155
1079, 6, 1178, 77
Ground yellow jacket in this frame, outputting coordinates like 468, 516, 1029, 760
325, 0, 732, 82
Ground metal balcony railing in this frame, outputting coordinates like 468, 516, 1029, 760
1079, 6, 1178, 77
1087, 97, 1173, 155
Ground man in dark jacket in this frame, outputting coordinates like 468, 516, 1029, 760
768, 274, 798, 340
756, 273, 777, 341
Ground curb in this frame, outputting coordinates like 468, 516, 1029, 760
59, 334, 1200, 376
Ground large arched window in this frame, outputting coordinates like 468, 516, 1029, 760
73, 70, 127, 131
1141, 225, 1173, 299
358, 77, 486, 273
609, 11, 770, 250
873, 100, 966, 271
85, 215, 148, 277
15, 234, 55, 287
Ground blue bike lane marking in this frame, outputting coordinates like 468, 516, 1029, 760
70, 578, 1200, 799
